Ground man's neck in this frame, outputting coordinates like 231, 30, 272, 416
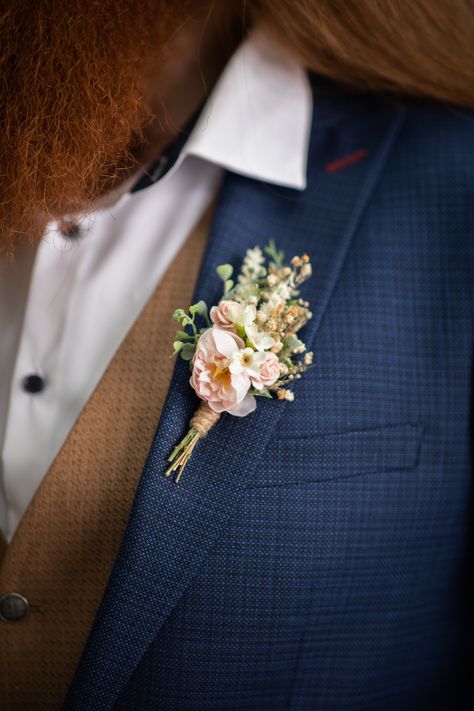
132, 3, 245, 172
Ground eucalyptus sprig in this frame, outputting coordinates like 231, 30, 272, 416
172, 300, 209, 361
216, 263, 234, 296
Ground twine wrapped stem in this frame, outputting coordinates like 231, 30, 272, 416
164, 402, 221, 483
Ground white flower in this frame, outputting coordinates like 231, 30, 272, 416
244, 246, 264, 272
227, 302, 256, 327
229, 347, 265, 377
230, 348, 280, 391
275, 282, 292, 301
245, 323, 275, 351
238, 246, 265, 284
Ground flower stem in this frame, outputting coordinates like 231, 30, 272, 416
164, 427, 201, 483
164, 402, 221, 483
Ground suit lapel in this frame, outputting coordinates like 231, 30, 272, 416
65, 88, 405, 710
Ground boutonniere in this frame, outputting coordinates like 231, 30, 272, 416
165, 241, 314, 482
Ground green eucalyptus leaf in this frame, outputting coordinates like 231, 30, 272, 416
189, 300, 208, 317
195, 300, 208, 316
216, 264, 233, 281
175, 330, 189, 340
172, 308, 186, 323
173, 341, 183, 353
180, 343, 195, 361
224, 279, 234, 293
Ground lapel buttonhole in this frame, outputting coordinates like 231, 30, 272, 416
324, 148, 368, 173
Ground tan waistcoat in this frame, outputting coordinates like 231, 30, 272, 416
0, 203, 213, 710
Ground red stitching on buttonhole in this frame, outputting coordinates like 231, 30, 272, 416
324, 148, 368, 173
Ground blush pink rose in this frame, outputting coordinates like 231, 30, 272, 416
209, 300, 237, 331
250, 351, 280, 390
190, 326, 256, 417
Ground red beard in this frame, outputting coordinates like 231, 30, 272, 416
0, 0, 196, 255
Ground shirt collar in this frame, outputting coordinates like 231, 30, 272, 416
184, 27, 313, 190
130, 27, 313, 195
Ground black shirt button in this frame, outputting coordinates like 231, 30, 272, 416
22, 374, 46, 393
0, 593, 29, 622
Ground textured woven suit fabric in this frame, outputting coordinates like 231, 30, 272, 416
0, 204, 213, 710
63, 80, 474, 710
65, 81, 472, 710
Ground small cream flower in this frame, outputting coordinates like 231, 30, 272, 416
229, 348, 280, 391
245, 323, 275, 351
228, 302, 256, 327
244, 246, 265, 271
229, 347, 264, 377
238, 246, 265, 284
276, 282, 292, 300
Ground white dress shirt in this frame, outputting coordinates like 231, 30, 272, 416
0, 28, 312, 541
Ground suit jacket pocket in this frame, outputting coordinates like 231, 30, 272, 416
248, 423, 423, 488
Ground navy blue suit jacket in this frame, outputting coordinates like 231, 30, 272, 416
64, 78, 474, 710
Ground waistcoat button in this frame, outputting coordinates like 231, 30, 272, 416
0, 592, 29, 622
